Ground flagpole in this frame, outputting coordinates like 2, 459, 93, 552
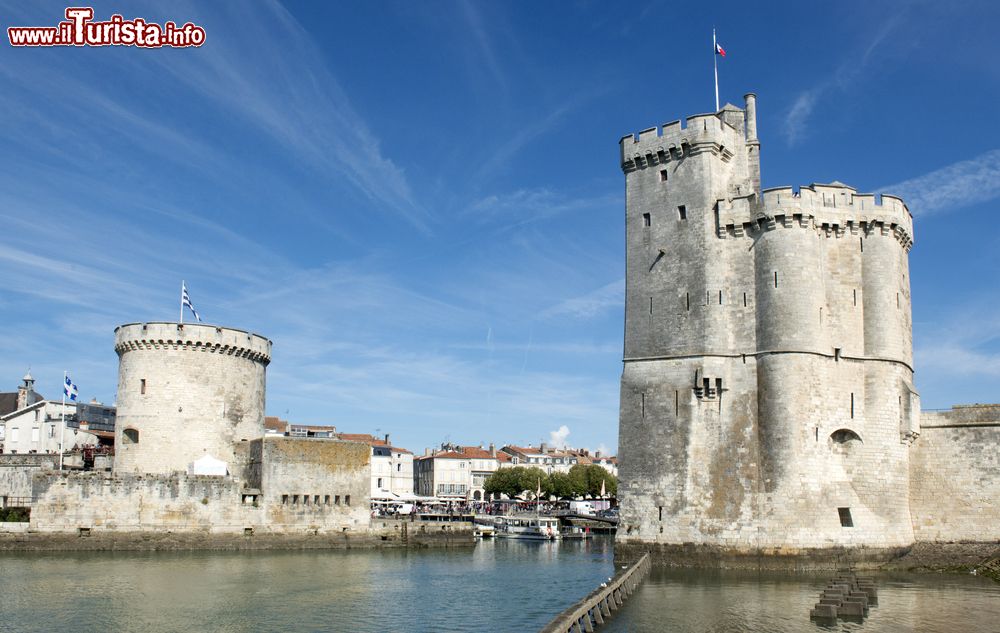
60, 371, 66, 471
180, 280, 184, 324
713, 28, 720, 112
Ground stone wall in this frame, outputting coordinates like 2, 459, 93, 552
0, 454, 56, 505
253, 436, 371, 530
910, 405, 1000, 542
28, 437, 371, 534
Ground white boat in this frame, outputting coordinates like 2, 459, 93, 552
473, 520, 496, 538
494, 515, 560, 540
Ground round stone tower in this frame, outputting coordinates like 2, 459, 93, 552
113, 322, 271, 475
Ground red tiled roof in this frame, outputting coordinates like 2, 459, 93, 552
337, 433, 411, 454
264, 416, 287, 431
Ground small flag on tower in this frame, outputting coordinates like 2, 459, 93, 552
182, 282, 202, 322
63, 375, 78, 401
715, 41, 726, 57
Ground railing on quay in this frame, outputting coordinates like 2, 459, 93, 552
540, 552, 651, 633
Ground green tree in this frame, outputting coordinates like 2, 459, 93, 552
546, 472, 575, 498
484, 467, 523, 498
568, 464, 617, 497
516, 467, 549, 499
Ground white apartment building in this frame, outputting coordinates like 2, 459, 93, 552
414, 444, 510, 501
500, 444, 579, 474
0, 399, 96, 455
339, 433, 413, 499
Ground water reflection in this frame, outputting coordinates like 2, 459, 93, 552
2, 542, 998, 632
0, 538, 615, 633
602, 567, 1000, 633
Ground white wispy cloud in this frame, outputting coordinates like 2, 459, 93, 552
880, 149, 1000, 215
783, 89, 819, 146
145, 1, 428, 231
541, 279, 624, 320
458, 0, 508, 92
781, 16, 904, 145
467, 188, 618, 233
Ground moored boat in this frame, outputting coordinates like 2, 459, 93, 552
494, 515, 560, 540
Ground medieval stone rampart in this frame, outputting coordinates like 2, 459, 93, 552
910, 405, 1000, 542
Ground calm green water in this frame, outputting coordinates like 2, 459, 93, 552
2, 540, 998, 632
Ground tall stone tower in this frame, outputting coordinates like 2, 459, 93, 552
113, 322, 271, 475
616, 95, 920, 560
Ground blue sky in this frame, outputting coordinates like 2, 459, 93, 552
1, 1, 997, 454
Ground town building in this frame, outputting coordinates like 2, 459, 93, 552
615, 95, 1000, 562
500, 444, 579, 474
0, 399, 93, 455
339, 433, 414, 498
414, 444, 510, 501
0, 374, 110, 456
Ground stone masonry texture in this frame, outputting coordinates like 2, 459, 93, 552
616, 95, 937, 556
113, 322, 271, 475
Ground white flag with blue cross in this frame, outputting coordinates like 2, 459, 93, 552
182, 281, 202, 323
64, 375, 78, 401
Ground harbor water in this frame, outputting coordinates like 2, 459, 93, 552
2, 538, 998, 632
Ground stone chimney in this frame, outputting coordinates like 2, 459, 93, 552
424, 447, 432, 457
540, 442, 547, 454
384, 433, 390, 446
489, 442, 496, 457
595, 450, 601, 458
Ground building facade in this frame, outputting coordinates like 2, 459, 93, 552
0, 400, 95, 455
617, 95, 920, 554
339, 433, 414, 498
414, 444, 510, 500
500, 444, 579, 474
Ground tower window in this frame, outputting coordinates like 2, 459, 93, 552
685, 292, 690, 311
850, 392, 855, 418
838, 507, 854, 527
773, 271, 778, 288
123, 428, 139, 444
642, 212, 651, 227
677, 205, 687, 220
140, 379, 146, 395
659, 170, 668, 182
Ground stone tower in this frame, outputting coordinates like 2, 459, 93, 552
113, 322, 271, 475
616, 95, 920, 559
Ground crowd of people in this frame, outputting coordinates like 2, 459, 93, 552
371, 499, 570, 519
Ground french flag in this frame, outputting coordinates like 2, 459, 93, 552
715, 42, 726, 57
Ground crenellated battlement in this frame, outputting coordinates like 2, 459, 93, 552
114, 322, 272, 365
716, 182, 913, 250
620, 109, 747, 173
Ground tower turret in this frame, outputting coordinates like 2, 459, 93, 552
616, 95, 917, 563
113, 322, 271, 475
